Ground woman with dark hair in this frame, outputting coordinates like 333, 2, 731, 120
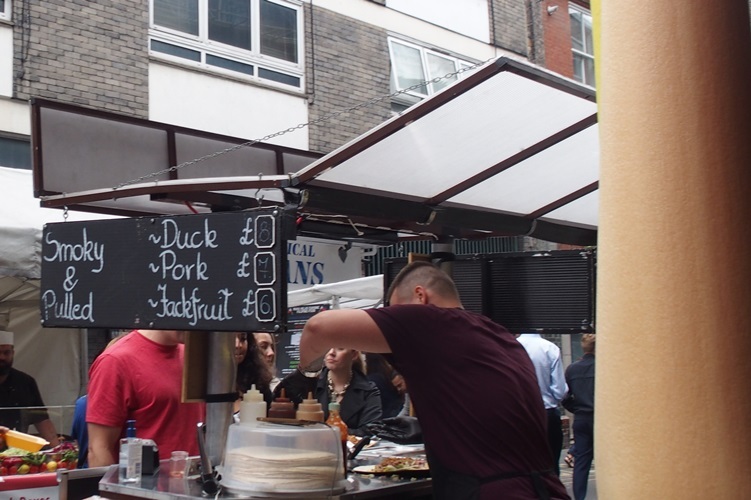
364, 353, 405, 419
253, 331, 280, 391
233, 332, 273, 419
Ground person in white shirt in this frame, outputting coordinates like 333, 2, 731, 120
516, 333, 568, 476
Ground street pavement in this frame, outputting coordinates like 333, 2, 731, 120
558, 452, 597, 500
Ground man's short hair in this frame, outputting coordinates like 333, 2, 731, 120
386, 261, 461, 304
581, 334, 596, 354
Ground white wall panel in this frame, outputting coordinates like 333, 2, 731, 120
388, 0, 489, 42
0, 100, 30, 136
149, 63, 309, 150
0, 25, 14, 98
310, 0, 505, 61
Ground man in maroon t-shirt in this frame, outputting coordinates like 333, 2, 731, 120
299, 262, 569, 499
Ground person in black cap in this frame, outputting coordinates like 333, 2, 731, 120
0, 330, 60, 446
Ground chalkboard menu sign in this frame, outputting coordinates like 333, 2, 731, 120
40, 208, 289, 331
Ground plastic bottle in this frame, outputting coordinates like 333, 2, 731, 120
239, 384, 267, 425
268, 388, 296, 419
119, 419, 143, 484
325, 401, 348, 477
296, 391, 324, 422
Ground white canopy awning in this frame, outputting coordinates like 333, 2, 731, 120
291, 57, 598, 245
287, 275, 383, 309
34, 57, 598, 245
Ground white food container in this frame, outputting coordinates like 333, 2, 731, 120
220, 421, 346, 496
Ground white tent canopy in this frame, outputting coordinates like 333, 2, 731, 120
287, 274, 383, 309
1, 166, 116, 279
0, 166, 117, 421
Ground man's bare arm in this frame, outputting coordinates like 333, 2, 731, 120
299, 309, 391, 368
87, 423, 123, 467
34, 419, 60, 447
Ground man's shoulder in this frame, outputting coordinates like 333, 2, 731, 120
8, 368, 36, 383
517, 334, 558, 352
566, 356, 593, 372
350, 370, 378, 392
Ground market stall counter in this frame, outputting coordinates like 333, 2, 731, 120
98, 442, 432, 500
0, 471, 58, 499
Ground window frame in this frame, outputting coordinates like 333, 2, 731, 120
569, 4, 595, 87
149, 0, 304, 91
388, 37, 473, 108
0, 0, 10, 22
0, 134, 32, 170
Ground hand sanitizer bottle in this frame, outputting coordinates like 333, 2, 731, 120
119, 419, 143, 484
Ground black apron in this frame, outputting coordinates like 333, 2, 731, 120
426, 448, 554, 500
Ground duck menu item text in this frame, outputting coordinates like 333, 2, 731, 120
39, 208, 290, 332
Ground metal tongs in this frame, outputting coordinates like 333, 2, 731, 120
196, 422, 220, 495
348, 435, 371, 460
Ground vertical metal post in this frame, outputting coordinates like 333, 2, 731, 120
430, 239, 454, 276
205, 331, 236, 467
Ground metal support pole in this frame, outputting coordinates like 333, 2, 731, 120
205, 331, 236, 467
430, 240, 454, 277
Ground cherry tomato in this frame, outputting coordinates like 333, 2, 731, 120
29, 465, 39, 474
0, 466, 7, 476
58, 461, 68, 470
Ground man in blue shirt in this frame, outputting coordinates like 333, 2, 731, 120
517, 333, 568, 475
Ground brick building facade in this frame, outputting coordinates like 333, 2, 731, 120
11, 0, 150, 117
304, 4, 392, 153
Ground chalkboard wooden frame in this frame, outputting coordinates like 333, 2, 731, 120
40, 208, 290, 332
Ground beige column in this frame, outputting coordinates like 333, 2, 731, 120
596, 1, 751, 498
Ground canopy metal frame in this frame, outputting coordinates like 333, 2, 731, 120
34, 57, 598, 246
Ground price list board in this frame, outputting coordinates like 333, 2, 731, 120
276, 304, 329, 377
39, 208, 289, 332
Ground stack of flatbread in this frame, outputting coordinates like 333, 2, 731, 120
222, 446, 341, 493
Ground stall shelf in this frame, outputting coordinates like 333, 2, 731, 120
98, 453, 432, 500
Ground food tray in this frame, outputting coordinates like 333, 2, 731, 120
352, 464, 430, 478
4, 430, 48, 452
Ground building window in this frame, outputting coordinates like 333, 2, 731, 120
570, 6, 595, 87
0, 0, 10, 21
149, 0, 303, 89
388, 38, 473, 112
0, 136, 31, 170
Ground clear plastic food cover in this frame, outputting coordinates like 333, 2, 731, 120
220, 421, 346, 496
